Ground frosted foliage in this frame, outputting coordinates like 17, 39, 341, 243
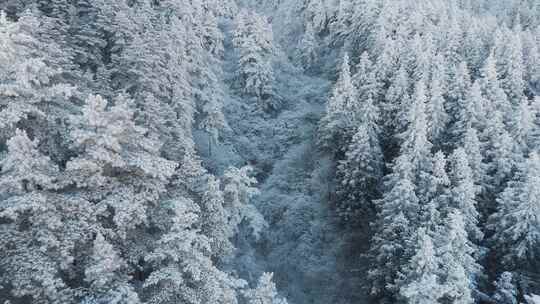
233, 10, 275, 109
67, 94, 177, 187
84, 233, 140, 304
490, 152, 540, 263
223, 166, 266, 239
399, 229, 444, 304
0, 129, 57, 193
243, 273, 288, 304
2, 0, 540, 303
493, 272, 517, 304
0, 10, 74, 135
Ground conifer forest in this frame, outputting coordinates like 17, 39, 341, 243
1, 0, 540, 303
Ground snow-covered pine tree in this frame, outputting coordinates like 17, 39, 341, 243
319, 53, 360, 153
447, 62, 472, 146
492, 272, 518, 304
399, 79, 433, 200
233, 9, 275, 111
449, 148, 483, 244
336, 124, 383, 223
335, 50, 383, 223
0, 10, 76, 150
143, 198, 243, 304
83, 233, 140, 304
489, 152, 540, 268
483, 110, 518, 194
297, 22, 318, 70
383, 66, 410, 140
438, 211, 477, 304
223, 165, 266, 240
480, 51, 511, 124
462, 127, 488, 194
200, 175, 235, 259
427, 54, 449, 149
368, 154, 420, 302
0, 130, 93, 303
398, 228, 445, 304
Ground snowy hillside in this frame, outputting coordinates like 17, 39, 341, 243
1, 0, 540, 304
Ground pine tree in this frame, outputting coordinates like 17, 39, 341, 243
523, 30, 540, 91
492, 272, 518, 304
319, 53, 360, 152
500, 25, 525, 109
480, 52, 511, 124
427, 55, 449, 148
489, 152, 540, 266
336, 124, 383, 222
383, 66, 410, 137
449, 148, 483, 243
66, 94, 177, 237
233, 10, 275, 110
484, 111, 518, 193
143, 198, 242, 304
438, 211, 477, 304
447, 62, 472, 145
423, 151, 449, 235
399, 80, 432, 198
462, 127, 487, 193
199, 175, 234, 259
223, 166, 266, 239
0, 10, 75, 146
0, 130, 94, 303
84, 233, 140, 304
297, 22, 318, 69
369, 155, 419, 301
399, 228, 444, 304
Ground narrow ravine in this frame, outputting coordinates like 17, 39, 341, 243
195, 15, 361, 303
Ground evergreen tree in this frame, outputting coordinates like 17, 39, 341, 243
489, 152, 540, 267
319, 53, 359, 152
368, 155, 419, 301
143, 198, 242, 304
223, 166, 266, 239
0, 130, 65, 303
484, 111, 518, 193
447, 62, 472, 145
462, 127, 487, 193
0, 10, 75, 147
492, 272, 518, 304
480, 52, 511, 124
383, 66, 410, 137
233, 10, 275, 110
399, 79, 433, 199
427, 55, 449, 148
200, 175, 235, 259
449, 148, 483, 243
438, 211, 477, 304
399, 228, 444, 304
297, 22, 318, 69
84, 233, 140, 304
500, 25, 525, 109
336, 124, 383, 223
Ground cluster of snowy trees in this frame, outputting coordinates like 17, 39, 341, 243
0, 1, 288, 304
272, 0, 540, 303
